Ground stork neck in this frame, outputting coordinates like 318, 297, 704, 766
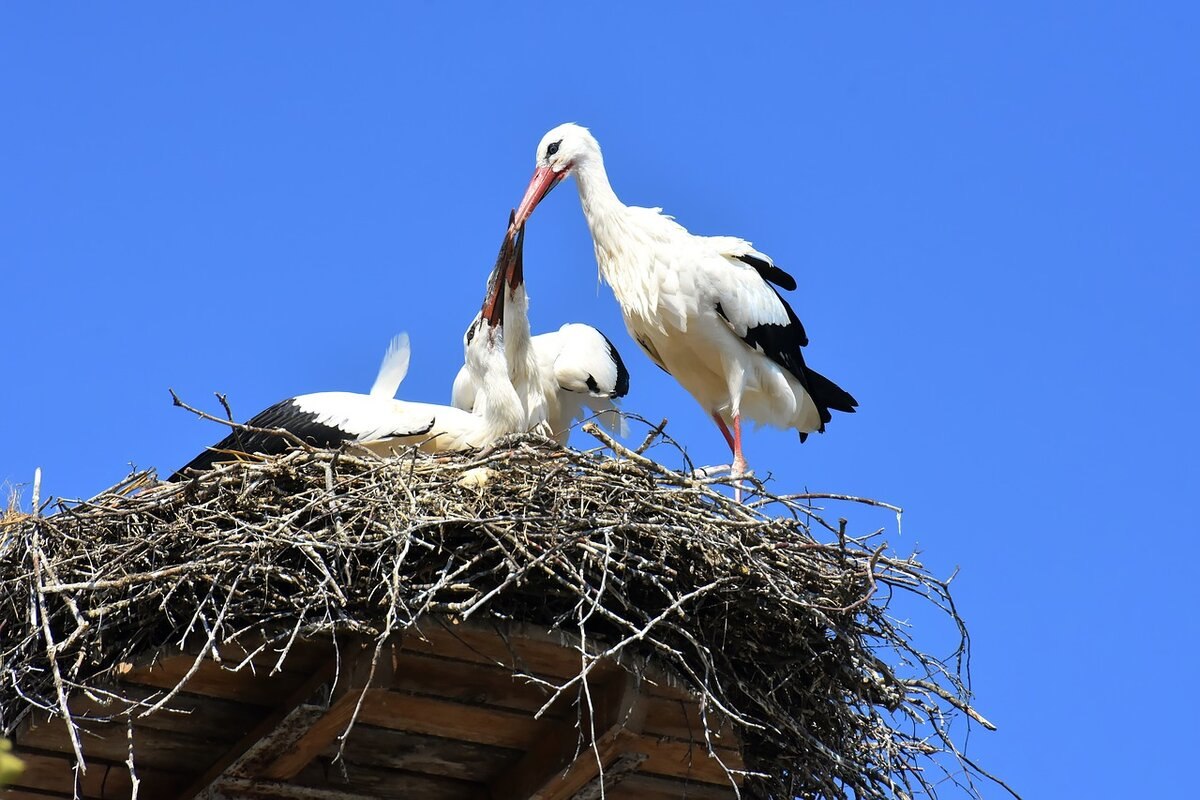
471, 347, 526, 439
574, 158, 623, 230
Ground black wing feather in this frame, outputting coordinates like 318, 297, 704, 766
735, 253, 797, 292
717, 287, 857, 435
599, 331, 631, 398
171, 398, 353, 480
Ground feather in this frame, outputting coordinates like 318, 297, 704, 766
368, 332, 411, 399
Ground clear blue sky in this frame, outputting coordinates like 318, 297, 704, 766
2, 4, 1196, 795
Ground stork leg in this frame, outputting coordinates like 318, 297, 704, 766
731, 413, 749, 503
693, 414, 736, 479
712, 413, 735, 452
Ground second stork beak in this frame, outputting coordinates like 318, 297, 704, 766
481, 212, 524, 328
513, 165, 564, 228
508, 218, 525, 293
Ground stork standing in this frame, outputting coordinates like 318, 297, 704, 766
452, 321, 630, 443
172, 225, 526, 478
512, 123, 856, 494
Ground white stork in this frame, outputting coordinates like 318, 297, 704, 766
451, 217, 630, 441
512, 123, 856, 494
452, 321, 630, 443
172, 226, 526, 478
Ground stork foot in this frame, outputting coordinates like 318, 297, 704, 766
731, 455, 751, 503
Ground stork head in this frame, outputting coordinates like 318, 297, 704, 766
514, 123, 600, 227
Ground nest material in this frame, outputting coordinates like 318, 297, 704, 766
0, 422, 1005, 799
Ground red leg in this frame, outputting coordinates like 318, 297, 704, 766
732, 414, 749, 502
712, 413, 735, 453
732, 414, 747, 477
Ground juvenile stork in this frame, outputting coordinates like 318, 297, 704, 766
512, 123, 856, 494
451, 217, 630, 441
172, 225, 526, 478
452, 321, 630, 443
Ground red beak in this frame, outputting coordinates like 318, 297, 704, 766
513, 165, 565, 228
508, 221, 525, 292
481, 217, 516, 328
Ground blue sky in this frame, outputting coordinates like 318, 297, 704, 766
2, 4, 1196, 795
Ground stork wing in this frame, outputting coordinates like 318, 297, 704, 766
172, 392, 436, 479
296, 392, 435, 443
707, 244, 813, 388
708, 236, 797, 292
369, 333, 411, 399
710, 252, 857, 421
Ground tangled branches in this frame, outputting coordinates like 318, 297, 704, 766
0, 424, 1007, 799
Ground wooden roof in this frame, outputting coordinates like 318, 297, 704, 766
4, 620, 741, 799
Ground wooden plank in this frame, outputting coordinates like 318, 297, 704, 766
176, 646, 338, 798
208, 775, 378, 799
389, 651, 559, 713
642, 696, 736, 743
191, 633, 335, 677
16, 712, 224, 773
568, 752, 648, 800
490, 671, 647, 800
117, 654, 309, 707
354, 691, 554, 750
259, 638, 398, 781
294, 758, 485, 800
4, 749, 184, 799
405, 619, 696, 701
318, 724, 520, 782
68, 684, 263, 740
606, 773, 737, 800
630, 736, 742, 786
1, 789, 70, 800
402, 621, 588, 679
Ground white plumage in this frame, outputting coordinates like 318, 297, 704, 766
452, 322, 630, 443
513, 123, 856, 488
173, 227, 526, 477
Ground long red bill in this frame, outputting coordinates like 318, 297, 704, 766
513, 165, 564, 228
508, 219, 525, 291
482, 212, 525, 327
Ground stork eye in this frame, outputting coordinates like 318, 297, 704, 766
546, 140, 561, 158
466, 322, 478, 344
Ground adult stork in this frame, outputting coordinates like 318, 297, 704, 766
172, 224, 526, 478
452, 321, 630, 443
512, 123, 856, 495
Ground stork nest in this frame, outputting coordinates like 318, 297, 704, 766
0, 418, 1008, 799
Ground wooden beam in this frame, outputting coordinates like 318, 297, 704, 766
387, 650, 558, 713
605, 772, 738, 800
627, 736, 742, 786
216, 761, 486, 800
16, 711, 226, 773
174, 651, 339, 799
4, 747, 185, 798
353, 691, 555, 750
489, 670, 647, 800
315, 724, 520, 782
642, 696, 736, 743
117, 655, 312, 707
258, 637, 399, 781
68, 683, 263, 740
292, 758, 486, 800
569, 752, 648, 800
403, 617, 706, 704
